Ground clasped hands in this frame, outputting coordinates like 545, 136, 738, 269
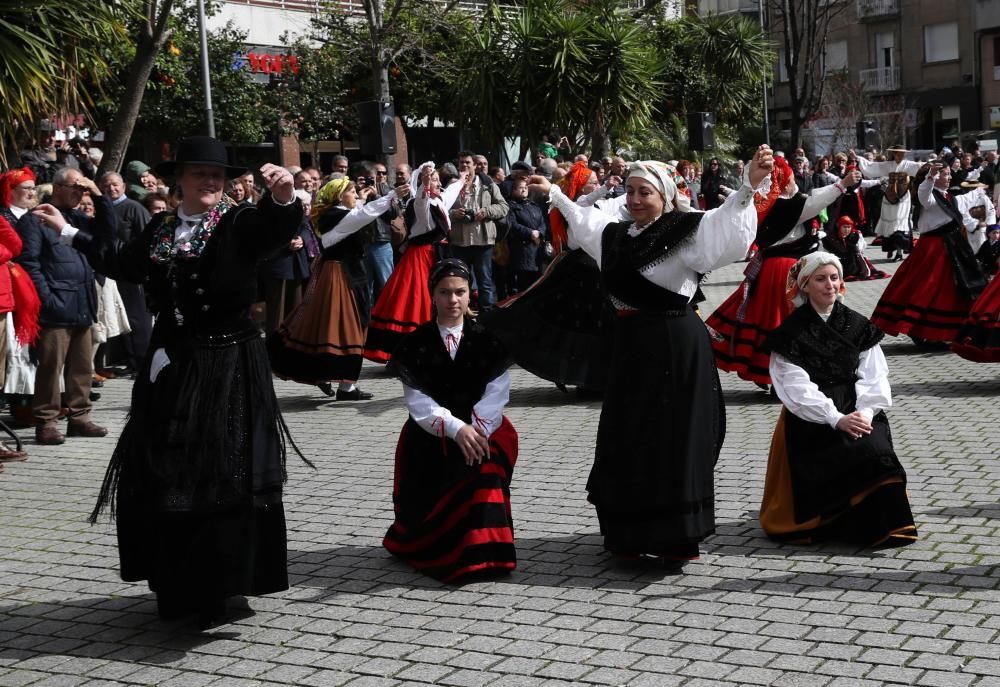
836, 411, 872, 440
455, 424, 490, 466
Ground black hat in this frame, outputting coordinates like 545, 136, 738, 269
154, 136, 248, 179
510, 161, 533, 174
428, 258, 471, 293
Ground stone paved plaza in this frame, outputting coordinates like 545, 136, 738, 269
1, 247, 999, 687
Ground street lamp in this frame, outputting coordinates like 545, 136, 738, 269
196, 0, 216, 137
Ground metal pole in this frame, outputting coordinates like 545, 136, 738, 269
760, 0, 770, 146
196, 0, 216, 137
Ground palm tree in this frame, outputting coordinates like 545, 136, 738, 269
0, 0, 132, 165
457, 0, 663, 160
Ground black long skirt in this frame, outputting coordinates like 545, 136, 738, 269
587, 307, 724, 558
481, 249, 614, 390
93, 321, 291, 617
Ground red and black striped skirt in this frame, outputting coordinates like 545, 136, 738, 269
383, 417, 518, 583
706, 256, 796, 385
871, 234, 973, 341
951, 274, 1000, 362
364, 244, 435, 364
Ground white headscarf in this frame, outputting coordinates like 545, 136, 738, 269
626, 161, 693, 213
786, 251, 845, 307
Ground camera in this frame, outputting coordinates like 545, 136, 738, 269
463, 209, 476, 222
356, 176, 370, 187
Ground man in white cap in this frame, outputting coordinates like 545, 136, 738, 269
856, 144, 924, 262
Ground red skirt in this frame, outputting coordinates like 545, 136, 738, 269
706, 256, 796, 385
364, 244, 435, 364
383, 417, 518, 583
951, 275, 1000, 362
871, 235, 973, 341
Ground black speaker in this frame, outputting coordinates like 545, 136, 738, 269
687, 112, 715, 151
357, 100, 397, 155
856, 120, 879, 149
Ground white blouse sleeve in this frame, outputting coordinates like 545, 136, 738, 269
917, 174, 937, 208
769, 353, 844, 428
441, 178, 465, 211
856, 158, 893, 179
403, 383, 466, 440
320, 191, 397, 248
798, 183, 844, 223
854, 344, 891, 421
577, 185, 610, 207
548, 185, 617, 263
678, 182, 758, 274
471, 371, 510, 438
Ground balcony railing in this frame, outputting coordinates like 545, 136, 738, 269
860, 66, 900, 92
857, 0, 899, 20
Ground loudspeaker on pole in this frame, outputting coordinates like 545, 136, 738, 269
687, 112, 715, 151
357, 100, 397, 156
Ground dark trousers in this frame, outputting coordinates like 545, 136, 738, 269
449, 245, 495, 309
33, 325, 93, 427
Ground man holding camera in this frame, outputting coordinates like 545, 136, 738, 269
449, 152, 509, 312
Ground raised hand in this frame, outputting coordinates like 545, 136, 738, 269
259, 164, 294, 204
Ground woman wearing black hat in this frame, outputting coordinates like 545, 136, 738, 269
58, 136, 304, 627
382, 259, 518, 582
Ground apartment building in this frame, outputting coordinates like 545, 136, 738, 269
698, 0, 998, 153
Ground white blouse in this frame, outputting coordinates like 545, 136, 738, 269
548, 175, 760, 301
856, 157, 923, 180
402, 321, 511, 440
769, 313, 892, 429
917, 174, 996, 234
320, 191, 398, 249
770, 183, 846, 248
408, 172, 464, 242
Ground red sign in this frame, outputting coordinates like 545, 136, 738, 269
246, 52, 299, 75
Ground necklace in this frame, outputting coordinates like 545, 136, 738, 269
150, 196, 234, 264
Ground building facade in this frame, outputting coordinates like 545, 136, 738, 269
699, 0, 995, 154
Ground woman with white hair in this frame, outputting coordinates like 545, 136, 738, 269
529, 145, 774, 568
760, 252, 916, 547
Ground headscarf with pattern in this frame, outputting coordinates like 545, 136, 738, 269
312, 177, 353, 225
786, 251, 845, 307
627, 161, 692, 214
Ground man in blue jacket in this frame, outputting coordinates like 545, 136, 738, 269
17, 167, 111, 445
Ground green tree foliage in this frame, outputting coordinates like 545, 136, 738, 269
306, 0, 472, 148
94, 4, 272, 155
0, 0, 133, 163
268, 37, 354, 143
457, 0, 664, 159
651, 13, 772, 126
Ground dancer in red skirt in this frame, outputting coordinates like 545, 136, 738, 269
706, 163, 859, 386
383, 259, 518, 582
365, 163, 467, 364
952, 230, 1000, 361
872, 163, 988, 344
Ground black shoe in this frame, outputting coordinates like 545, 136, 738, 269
317, 382, 335, 397
335, 387, 373, 401
91, 379, 103, 388
89, 391, 101, 402
894, 252, 904, 262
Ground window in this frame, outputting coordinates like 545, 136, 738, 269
924, 22, 959, 63
824, 40, 848, 74
875, 32, 895, 69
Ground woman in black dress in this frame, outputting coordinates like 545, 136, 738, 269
761, 252, 916, 546
64, 137, 304, 627
530, 147, 774, 568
